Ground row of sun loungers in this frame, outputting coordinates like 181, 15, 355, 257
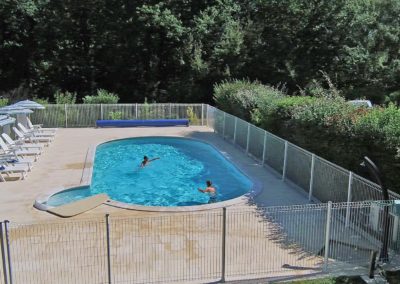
0, 118, 57, 182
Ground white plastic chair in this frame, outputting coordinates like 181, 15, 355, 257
18, 123, 55, 138
13, 127, 51, 145
27, 117, 57, 133
0, 137, 40, 161
0, 163, 30, 182
13, 127, 52, 145
0, 154, 34, 171
1, 133, 44, 152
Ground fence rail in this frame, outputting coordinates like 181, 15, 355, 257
7, 103, 398, 283
0, 202, 399, 284
205, 105, 400, 204
29, 103, 399, 203
30, 104, 204, 128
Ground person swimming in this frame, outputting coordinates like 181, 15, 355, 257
198, 180, 217, 203
140, 155, 160, 168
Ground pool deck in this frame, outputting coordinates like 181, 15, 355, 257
0, 126, 311, 223
0, 127, 379, 282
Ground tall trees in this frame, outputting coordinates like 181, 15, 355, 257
0, 0, 399, 103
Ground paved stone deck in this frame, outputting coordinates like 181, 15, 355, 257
0, 126, 311, 223
1, 126, 376, 283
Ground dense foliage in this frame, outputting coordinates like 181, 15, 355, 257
82, 89, 119, 104
215, 80, 400, 193
1, 0, 400, 103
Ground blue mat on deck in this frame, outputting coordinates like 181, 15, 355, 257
96, 119, 189, 128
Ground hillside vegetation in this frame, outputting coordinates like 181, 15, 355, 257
1, 0, 400, 104
214, 80, 400, 193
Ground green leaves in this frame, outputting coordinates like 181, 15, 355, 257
82, 89, 119, 104
1, 0, 400, 104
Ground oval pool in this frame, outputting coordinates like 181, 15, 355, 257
47, 137, 253, 207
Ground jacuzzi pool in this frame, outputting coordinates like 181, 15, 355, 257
46, 137, 253, 207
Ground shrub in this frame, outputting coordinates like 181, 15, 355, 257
354, 104, 400, 149
186, 107, 199, 125
253, 95, 317, 127
291, 96, 357, 133
83, 89, 119, 104
384, 90, 400, 106
32, 96, 49, 105
0, 98, 9, 107
53, 90, 77, 104
108, 111, 123, 120
213, 79, 285, 121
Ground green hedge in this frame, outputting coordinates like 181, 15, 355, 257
82, 89, 119, 104
213, 80, 284, 121
214, 80, 400, 194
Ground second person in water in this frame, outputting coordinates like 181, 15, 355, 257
198, 180, 217, 203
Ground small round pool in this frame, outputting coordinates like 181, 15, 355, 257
47, 137, 253, 207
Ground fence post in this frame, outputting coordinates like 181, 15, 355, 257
206, 105, 209, 127
246, 124, 250, 153
308, 154, 315, 201
105, 214, 112, 284
261, 131, 267, 165
0, 222, 8, 284
221, 207, 227, 283
64, 104, 68, 128
368, 251, 378, 279
282, 141, 288, 181
201, 104, 204, 126
100, 104, 104, 120
169, 103, 172, 119
324, 202, 332, 272
345, 172, 353, 227
222, 113, 226, 138
135, 103, 138, 119
4, 221, 12, 284
233, 117, 237, 144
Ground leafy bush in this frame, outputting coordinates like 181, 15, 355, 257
0, 98, 9, 107
108, 111, 123, 120
253, 96, 317, 127
354, 104, 400, 150
384, 90, 400, 106
83, 89, 119, 104
213, 79, 285, 121
186, 107, 199, 125
53, 90, 77, 104
291, 96, 357, 133
32, 96, 49, 105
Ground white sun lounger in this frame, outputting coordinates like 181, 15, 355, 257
0, 137, 40, 161
27, 117, 57, 133
18, 123, 55, 138
0, 154, 34, 171
0, 163, 30, 182
13, 127, 52, 145
2, 133, 44, 152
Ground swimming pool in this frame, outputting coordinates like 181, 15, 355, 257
46, 137, 253, 207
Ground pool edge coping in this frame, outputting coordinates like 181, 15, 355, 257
34, 135, 263, 213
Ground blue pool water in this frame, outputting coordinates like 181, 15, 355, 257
47, 137, 253, 207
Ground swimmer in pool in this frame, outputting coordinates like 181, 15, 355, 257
198, 180, 217, 203
140, 156, 160, 168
